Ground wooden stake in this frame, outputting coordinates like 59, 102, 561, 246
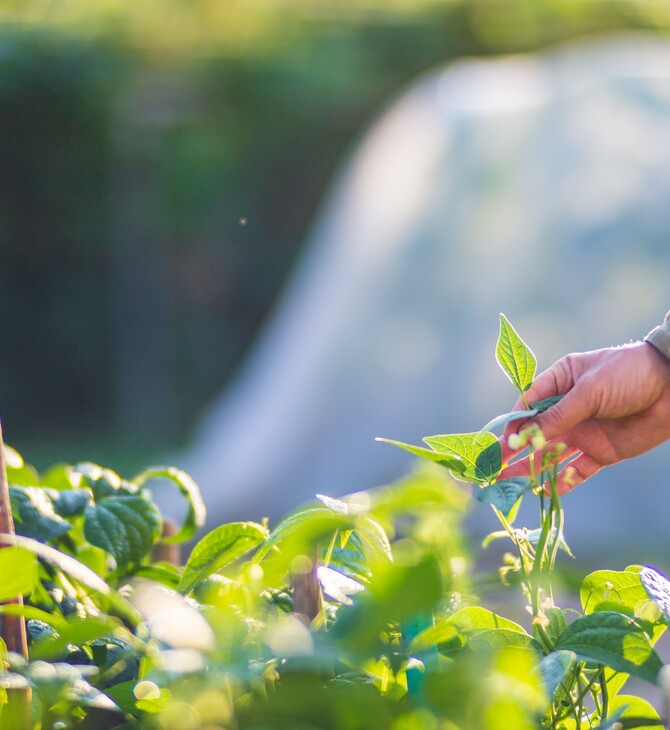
0, 422, 31, 729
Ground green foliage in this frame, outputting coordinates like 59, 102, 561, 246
0, 314, 666, 729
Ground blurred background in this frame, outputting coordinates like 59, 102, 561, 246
3, 0, 670, 562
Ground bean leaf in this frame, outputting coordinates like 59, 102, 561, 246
422, 432, 502, 484
9, 486, 72, 543
553, 612, 662, 683
496, 313, 537, 393
133, 466, 206, 544
84, 496, 161, 571
476, 477, 532, 516
179, 521, 268, 595
375, 438, 465, 475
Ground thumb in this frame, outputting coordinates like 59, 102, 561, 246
526, 381, 594, 441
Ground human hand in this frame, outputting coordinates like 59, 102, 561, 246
500, 342, 670, 494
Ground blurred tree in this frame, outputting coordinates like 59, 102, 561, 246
0, 0, 667, 465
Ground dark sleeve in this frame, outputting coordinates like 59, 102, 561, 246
645, 311, 670, 361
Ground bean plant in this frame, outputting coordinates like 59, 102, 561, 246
0, 314, 666, 729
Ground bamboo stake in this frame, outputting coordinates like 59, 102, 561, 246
0, 422, 31, 729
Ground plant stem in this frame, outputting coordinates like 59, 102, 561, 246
0, 421, 30, 730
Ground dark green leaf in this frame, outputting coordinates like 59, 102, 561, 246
179, 521, 268, 595
531, 395, 564, 413
74, 463, 136, 500
476, 477, 532, 516
554, 612, 662, 683
9, 486, 72, 542
422, 432, 502, 484
496, 313, 537, 393
133, 466, 206, 544
31, 615, 122, 661
0, 533, 139, 625
52, 489, 91, 518
84, 496, 161, 570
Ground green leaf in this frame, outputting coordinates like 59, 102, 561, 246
607, 695, 664, 729
74, 463, 136, 500
531, 395, 564, 413
333, 555, 442, 654
447, 606, 528, 634
479, 409, 538, 434
553, 612, 662, 683
0, 533, 140, 625
133, 466, 206, 544
581, 569, 652, 616
9, 486, 72, 542
466, 629, 535, 650
408, 621, 459, 653
133, 563, 182, 589
544, 608, 569, 645
0, 547, 37, 601
496, 313, 537, 393
31, 615, 122, 660
375, 438, 465, 474
411, 608, 534, 654
4, 445, 40, 487
353, 515, 392, 565
0, 604, 67, 632
422, 432, 502, 484
254, 507, 352, 564
476, 478, 532, 516
538, 650, 576, 700
178, 521, 268, 595
84, 496, 161, 570
52, 489, 91, 518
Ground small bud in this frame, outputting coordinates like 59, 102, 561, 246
563, 466, 578, 487
508, 433, 525, 450
532, 612, 550, 629
531, 433, 547, 450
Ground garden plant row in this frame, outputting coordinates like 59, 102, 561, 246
0, 315, 666, 729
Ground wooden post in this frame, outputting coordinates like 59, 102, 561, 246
0, 423, 31, 729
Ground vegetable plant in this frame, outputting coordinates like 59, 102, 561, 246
0, 314, 667, 729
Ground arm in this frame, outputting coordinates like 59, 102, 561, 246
501, 314, 670, 495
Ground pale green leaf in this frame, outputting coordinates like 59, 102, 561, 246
422, 432, 502, 484
179, 521, 268, 595
0, 547, 37, 601
496, 313, 537, 393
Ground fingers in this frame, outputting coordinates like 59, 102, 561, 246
526, 381, 595, 442
523, 356, 578, 406
554, 453, 602, 495
499, 440, 579, 480
502, 356, 579, 446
